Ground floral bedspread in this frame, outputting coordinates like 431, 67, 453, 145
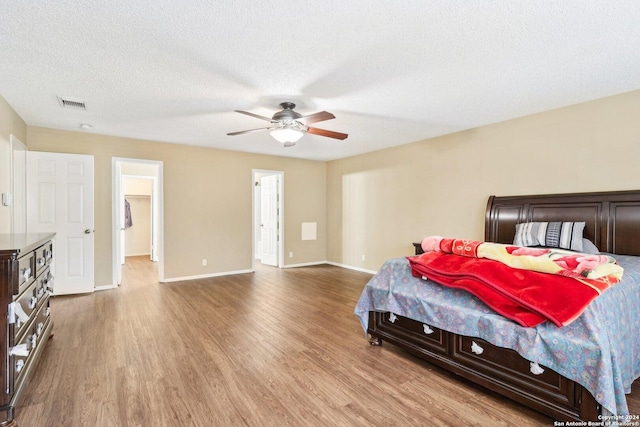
407, 239, 623, 327
354, 254, 640, 416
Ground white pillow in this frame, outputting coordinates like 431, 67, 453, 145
513, 222, 585, 252
581, 238, 600, 254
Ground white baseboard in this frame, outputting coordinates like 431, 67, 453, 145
281, 260, 377, 275
282, 261, 328, 269
149, 262, 374, 285
161, 269, 254, 283
325, 261, 377, 275
282, 260, 376, 274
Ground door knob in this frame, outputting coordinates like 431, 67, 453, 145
84, 229, 93, 234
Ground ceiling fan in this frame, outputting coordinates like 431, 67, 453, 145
227, 102, 348, 147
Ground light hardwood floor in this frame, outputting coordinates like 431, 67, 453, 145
15, 257, 639, 426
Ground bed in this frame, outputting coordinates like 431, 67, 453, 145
355, 190, 640, 422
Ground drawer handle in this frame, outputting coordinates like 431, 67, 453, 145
28, 334, 37, 350
40, 277, 49, 294
28, 296, 37, 309
423, 324, 434, 335
530, 362, 545, 375
45, 307, 51, 317
37, 322, 44, 336
471, 341, 484, 355
44, 248, 52, 259
389, 313, 397, 323
8, 301, 30, 324
21, 267, 31, 280
15, 359, 25, 373
37, 257, 46, 267
9, 344, 29, 357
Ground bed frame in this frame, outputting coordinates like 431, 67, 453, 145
368, 189, 640, 421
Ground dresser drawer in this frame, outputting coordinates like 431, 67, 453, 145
452, 336, 575, 407
17, 251, 35, 296
373, 312, 448, 356
34, 241, 53, 276
13, 281, 39, 342
33, 296, 51, 338
12, 326, 37, 385
12, 301, 51, 386
35, 268, 52, 302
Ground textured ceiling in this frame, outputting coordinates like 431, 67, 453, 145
1, 1, 640, 161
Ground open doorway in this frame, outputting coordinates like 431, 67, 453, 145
252, 169, 284, 269
123, 176, 154, 259
112, 158, 164, 286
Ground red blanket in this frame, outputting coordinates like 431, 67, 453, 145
407, 238, 622, 327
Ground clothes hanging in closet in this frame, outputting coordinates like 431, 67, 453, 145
124, 199, 133, 228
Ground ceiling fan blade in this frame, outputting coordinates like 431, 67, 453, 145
297, 111, 335, 125
234, 110, 275, 122
227, 126, 275, 136
306, 127, 348, 140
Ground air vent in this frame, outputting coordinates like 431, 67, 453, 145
57, 96, 87, 110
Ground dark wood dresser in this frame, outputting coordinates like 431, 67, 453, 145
0, 233, 55, 427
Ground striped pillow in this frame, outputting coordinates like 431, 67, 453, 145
513, 222, 585, 252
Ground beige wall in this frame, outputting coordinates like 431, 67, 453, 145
124, 195, 152, 257
27, 127, 327, 285
5, 89, 640, 282
327, 89, 640, 271
0, 96, 27, 233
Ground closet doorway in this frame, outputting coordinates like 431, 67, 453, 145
112, 158, 164, 287
252, 170, 284, 269
123, 177, 153, 258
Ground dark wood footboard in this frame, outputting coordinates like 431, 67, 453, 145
368, 311, 600, 422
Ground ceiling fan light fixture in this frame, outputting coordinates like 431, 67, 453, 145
270, 126, 304, 144
229, 102, 347, 144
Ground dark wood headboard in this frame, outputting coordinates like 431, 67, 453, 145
485, 190, 640, 256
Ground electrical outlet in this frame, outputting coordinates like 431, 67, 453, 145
202, 259, 207, 266
289, 252, 293, 258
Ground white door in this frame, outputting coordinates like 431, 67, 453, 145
260, 174, 279, 266
116, 164, 125, 284
27, 151, 95, 295
10, 135, 27, 233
